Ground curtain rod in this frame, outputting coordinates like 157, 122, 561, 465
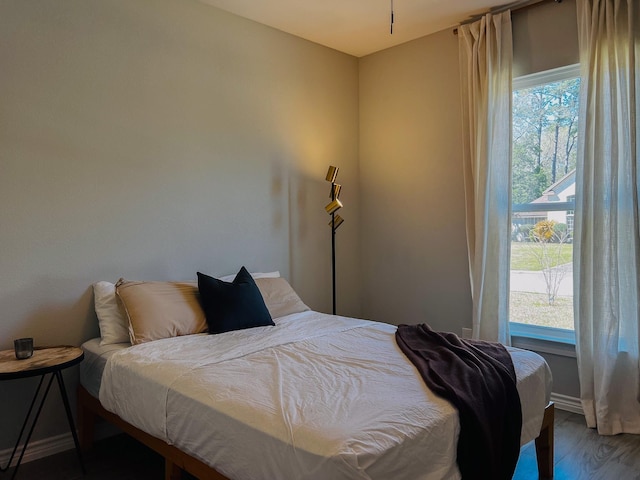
453, 0, 562, 34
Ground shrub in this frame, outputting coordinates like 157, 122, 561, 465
531, 220, 557, 242
519, 224, 534, 241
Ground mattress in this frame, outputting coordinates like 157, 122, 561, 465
80, 338, 130, 398
97, 311, 552, 480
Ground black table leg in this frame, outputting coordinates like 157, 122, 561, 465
9, 373, 56, 480
54, 370, 85, 475
0, 375, 46, 473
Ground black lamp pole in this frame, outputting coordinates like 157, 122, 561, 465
331, 188, 337, 315
325, 165, 342, 316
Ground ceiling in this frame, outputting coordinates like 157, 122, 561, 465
199, 0, 509, 57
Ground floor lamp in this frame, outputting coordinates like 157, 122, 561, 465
325, 166, 344, 315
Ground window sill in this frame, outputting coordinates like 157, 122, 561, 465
510, 322, 576, 358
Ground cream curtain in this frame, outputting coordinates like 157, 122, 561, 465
459, 11, 513, 344
574, 0, 640, 434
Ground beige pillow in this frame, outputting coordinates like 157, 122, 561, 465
115, 279, 207, 345
255, 277, 310, 319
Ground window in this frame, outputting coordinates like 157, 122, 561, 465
566, 194, 575, 233
509, 65, 580, 344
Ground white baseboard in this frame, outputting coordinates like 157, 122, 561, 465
0, 422, 120, 468
0, 432, 75, 468
551, 392, 584, 415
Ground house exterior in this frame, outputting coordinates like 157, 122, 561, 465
512, 169, 576, 238
531, 169, 576, 232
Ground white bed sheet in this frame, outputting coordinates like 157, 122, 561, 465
99, 311, 552, 480
80, 338, 130, 398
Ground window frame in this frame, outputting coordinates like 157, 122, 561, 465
509, 63, 581, 348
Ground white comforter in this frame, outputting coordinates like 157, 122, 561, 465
99, 311, 552, 480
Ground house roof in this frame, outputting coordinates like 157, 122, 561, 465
531, 169, 575, 203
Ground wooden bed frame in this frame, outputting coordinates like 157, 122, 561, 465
77, 386, 555, 479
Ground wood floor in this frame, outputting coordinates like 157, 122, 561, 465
514, 409, 640, 480
12, 409, 640, 480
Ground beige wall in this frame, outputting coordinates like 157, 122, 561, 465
357, 0, 580, 335
0, 0, 359, 449
513, 0, 579, 77
358, 29, 472, 334
359, 0, 581, 398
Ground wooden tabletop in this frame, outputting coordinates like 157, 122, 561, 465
0, 346, 84, 380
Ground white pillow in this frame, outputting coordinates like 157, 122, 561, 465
218, 271, 280, 283
93, 281, 131, 345
254, 277, 310, 319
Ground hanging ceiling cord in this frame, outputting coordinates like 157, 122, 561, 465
390, 0, 394, 34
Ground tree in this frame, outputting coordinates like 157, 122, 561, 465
558, 80, 580, 176
512, 77, 579, 202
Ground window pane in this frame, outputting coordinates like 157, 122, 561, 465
510, 73, 580, 333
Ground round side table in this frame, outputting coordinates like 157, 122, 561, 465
0, 346, 85, 479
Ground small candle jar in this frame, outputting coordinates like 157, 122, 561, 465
14, 338, 34, 360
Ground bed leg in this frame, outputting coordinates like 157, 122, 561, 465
77, 387, 96, 452
535, 402, 555, 478
165, 458, 183, 480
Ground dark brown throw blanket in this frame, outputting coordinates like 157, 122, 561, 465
396, 324, 522, 480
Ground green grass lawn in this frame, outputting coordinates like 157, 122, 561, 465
510, 242, 573, 271
510, 292, 574, 330
510, 242, 575, 330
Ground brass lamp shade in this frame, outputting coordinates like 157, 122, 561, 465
330, 183, 342, 199
326, 166, 339, 183
325, 198, 343, 215
329, 215, 344, 230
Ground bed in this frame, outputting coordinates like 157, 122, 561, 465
78, 274, 555, 480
